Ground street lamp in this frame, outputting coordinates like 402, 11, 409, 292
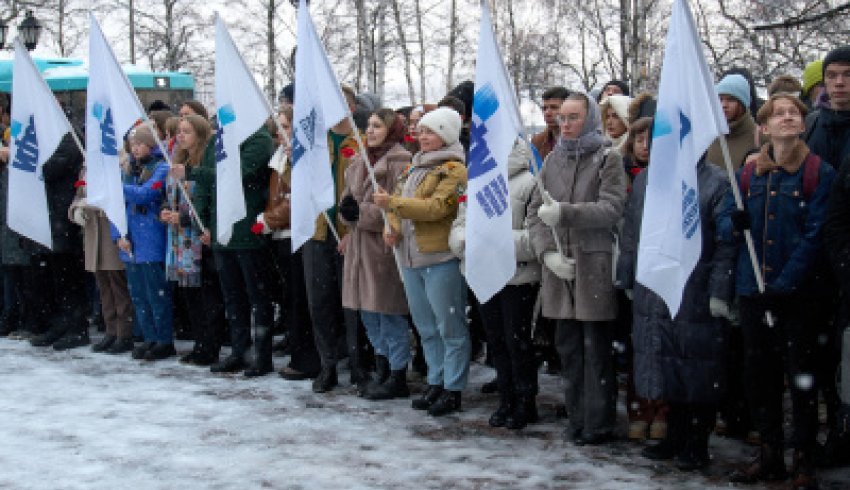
0, 18, 8, 50
19, 11, 42, 51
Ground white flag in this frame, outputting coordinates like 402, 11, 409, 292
8, 39, 74, 249
464, 1, 519, 303
86, 13, 147, 237
636, 0, 728, 317
214, 15, 273, 245
290, 0, 350, 251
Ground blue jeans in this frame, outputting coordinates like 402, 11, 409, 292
360, 311, 411, 371
125, 262, 173, 344
400, 260, 469, 391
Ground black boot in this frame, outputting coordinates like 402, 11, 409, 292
489, 395, 514, 427
675, 432, 711, 471
245, 326, 274, 377
791, 449, 819, 490
52, 329, 90, 351
132, 341, 155, 360
412, 385, 444, 410
30, 327, 68, 347
428, 390, 462, 416
106, 337, 134, 354
144, 343, 176, 361
210, 354, 247, 373
365, 367, 409, 400
91, 335, 117, 353
730, 443, 788, 483
374, 355, 390, 385
506, 395, 538, 430
481, 377, 499, 394
312, 365, 338, 393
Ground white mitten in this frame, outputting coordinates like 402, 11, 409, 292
624, 289, 634, 301
543, 252, 576, 281
72, 206, 87, 227
537, 190, 561, 227
256, 213, 273, 235
709, 297, 731, 319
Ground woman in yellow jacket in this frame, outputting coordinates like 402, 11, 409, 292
374, 107, 468, 416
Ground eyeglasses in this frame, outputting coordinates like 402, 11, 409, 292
556, 114, 583, 125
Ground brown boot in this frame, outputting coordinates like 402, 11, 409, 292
790, 450, 818, 490
730, 443, 788, 483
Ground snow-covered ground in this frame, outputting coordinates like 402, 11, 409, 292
1, 336, 848, 490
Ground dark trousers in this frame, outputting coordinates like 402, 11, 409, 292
275, 239, 320, 375
1, 265, 23, 331
665, 402, 716, 456
302, 237, 346, 369
22, 253, 87, 334
739, 295, 819, 451
180, 248, 226, 357
556, 319, 617, 437
479, 283, 539, 397
94, 269, 133, 339
214, 248, 276, 370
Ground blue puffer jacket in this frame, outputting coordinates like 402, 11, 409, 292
111, 150, 169, 264
720, 145, 835, 296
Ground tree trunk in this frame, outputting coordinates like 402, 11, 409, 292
446, 0, 457, 92
267, 0, 277, 101
414, 0, 426, 101
391, 0, 416, 104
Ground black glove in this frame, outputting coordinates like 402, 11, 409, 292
339, 195, 360, 222
731, 209, 751, 233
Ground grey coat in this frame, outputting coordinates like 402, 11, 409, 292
527, 146, 627, 321
616, 161, 736, 403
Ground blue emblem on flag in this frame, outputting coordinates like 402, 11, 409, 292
93, 103, 118, 156
11, 115, 38, 173
469, 83, 508, 220
291, 108, 317, 167
681, 180, 699, 239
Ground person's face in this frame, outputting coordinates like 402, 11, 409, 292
825, 62, 850, 110
634, 130, 650, 163
277, 113, 292, 146
408, 110, 423, 138
179, 104, 197, 118
417, 126, 444, 152
176, 120, 198, 150
558, 99, 587, 140
603, 85, 623, 98
604, 108, 627, 139
542, 98, 565, 129
366, 115, 389, 148
761, 98, 805, 140
130, 140, 151, 159
719, 94, 744, 122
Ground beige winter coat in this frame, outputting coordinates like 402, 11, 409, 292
527, 146, 627, 321
68, 168, 124, 272
340, 144, 411, 315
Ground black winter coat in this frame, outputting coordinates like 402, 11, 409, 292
616, 161, 736, 403
825, 155, 850, 297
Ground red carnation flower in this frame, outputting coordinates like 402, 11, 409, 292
458, 195, 467, 203
403, 135, 415, 143
250, 222, 265, 235
151, 181, 164, 190
73, 180, 86, 188
341, 147, 356, 159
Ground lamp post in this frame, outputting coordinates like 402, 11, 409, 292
0, 11, 42, 51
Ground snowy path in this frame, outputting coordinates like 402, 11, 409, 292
1, 337, 848, 489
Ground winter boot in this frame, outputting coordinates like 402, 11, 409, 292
412, 385, 444, 410
373, 355, 390, 386
91, 335, 117, 353
52, 329, 90, 351
210, 354, 247, 373
132, 341, 155, 360
489, 394, 514, 428
480, 377, 499, 394
106, 337, 134, 354
311, 365, 338, 393
427, 390, 462, 417
365, 367, 409, 400
30, 326, 68, 347
144, 343, 176, 361
675, 430, 711, 471
506, 395, 538, 430
730, 443, 788, 483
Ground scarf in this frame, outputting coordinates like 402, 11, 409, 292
755, 139, 810, 176
367, 115, 407, 165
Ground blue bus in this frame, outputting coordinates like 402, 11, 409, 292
0, 57, 195, 129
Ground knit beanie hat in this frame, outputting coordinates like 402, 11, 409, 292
823, 46, 850, 75
802, 60, 823, 97
599, 95, 632, 129
601, 80, 630, 98
129, 124, 157, 149
418, 107, 462, 146
716, 74, 752, 109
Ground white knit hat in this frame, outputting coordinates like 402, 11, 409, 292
599, 94, 632, 129
418, 107, 462, 146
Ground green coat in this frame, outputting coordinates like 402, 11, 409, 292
188, 127, 274, 250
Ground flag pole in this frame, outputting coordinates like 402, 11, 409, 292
718, 136, 774, 326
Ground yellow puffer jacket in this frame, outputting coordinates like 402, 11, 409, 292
387, 144, 467, 253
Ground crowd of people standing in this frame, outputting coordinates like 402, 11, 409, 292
1, 44, 850, 490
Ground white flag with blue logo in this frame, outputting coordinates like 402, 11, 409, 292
636, 0, 728, 317
86, 13, 146, 237
290, 0, 350, 252
8, 39, 73, 249
214, 15, 274, 245
464, 1, 520, 303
